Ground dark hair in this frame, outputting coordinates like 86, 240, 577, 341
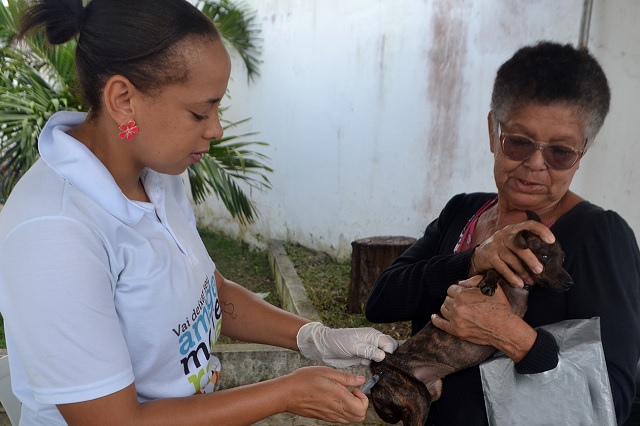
490, 41, 611, 145
19, 0, 220, 115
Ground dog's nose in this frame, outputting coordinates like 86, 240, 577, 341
557, 275, 574, 292
548, 274, 573, 293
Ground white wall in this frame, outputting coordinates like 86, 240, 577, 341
194, 0, 640, 259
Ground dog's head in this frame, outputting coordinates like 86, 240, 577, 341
514, 210, 573, 292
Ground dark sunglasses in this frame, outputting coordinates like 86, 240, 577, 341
499, 124, 586, 170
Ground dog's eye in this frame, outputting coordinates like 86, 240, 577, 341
540, 254, 550, 263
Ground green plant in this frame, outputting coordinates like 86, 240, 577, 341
198, 0, 261, 81
198, 227, 280, 308
0, 0, 271, 224
285, 242, 412, 341
188, 118, 272, 222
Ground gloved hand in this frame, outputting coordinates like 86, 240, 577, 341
296, 322, 399, 368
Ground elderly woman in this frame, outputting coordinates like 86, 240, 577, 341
366, 41, 640, 425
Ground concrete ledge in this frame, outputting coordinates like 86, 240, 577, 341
213, 344, 369, 390
213, 344, 318, 389
267, 240, 322, 322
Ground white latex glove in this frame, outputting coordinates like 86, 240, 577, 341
296, 322, 399, 368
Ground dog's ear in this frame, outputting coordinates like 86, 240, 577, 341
525, 210, 542, 223
516, 211, 541, 248
514, 230, 531, 249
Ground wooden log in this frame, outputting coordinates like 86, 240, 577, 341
348, 236, 416, 314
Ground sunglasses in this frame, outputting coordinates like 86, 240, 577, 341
499, 124, 586, 170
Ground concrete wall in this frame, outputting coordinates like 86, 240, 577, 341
194, 0, 640, 259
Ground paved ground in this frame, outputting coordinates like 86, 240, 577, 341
255, 406, 388, 425
0, 403, 388, 425
0, 408, 386, 426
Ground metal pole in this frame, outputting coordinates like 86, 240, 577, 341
579, 0, 594, 49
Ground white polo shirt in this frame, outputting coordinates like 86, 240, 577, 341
0, 111, 222, 425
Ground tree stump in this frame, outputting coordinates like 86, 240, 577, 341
348, 236, 416, 314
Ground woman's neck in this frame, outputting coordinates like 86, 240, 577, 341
493, 191, 583, 229
68, 119, 149, 202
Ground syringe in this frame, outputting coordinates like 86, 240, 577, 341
359, 372, 382, 394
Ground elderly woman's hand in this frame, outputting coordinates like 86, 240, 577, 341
431, 277, 537, 361
469, 219, 556, 288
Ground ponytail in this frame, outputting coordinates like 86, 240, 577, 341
19, 0, 85, 45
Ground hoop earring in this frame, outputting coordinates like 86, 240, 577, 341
119, 120, 139, 141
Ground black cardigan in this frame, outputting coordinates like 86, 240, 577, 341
366, 192, 640, 425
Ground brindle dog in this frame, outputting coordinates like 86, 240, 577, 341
369, 211, 574, 426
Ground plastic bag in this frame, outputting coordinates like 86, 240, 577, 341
479, 317, 616, 426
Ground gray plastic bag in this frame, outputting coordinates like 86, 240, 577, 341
479, 317, 616, 426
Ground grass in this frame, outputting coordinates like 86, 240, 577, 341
198, 228, 281, 309
285, 242, 411, 341
0, 230, 411, 349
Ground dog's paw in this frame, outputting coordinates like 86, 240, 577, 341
479, 270, 500, 296
480, 283, 495, 296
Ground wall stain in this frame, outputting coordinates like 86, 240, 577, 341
425, 0, 471, 212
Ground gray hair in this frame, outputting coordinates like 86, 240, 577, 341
490, 41, 610, 147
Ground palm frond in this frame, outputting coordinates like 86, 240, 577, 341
187, 122, 272, 224
197, 0, 262, 81
0, 57, 79, 198
25, 34, 81, 96
0, 0, 21, 47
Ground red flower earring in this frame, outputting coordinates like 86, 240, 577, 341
118, 120, 139, 141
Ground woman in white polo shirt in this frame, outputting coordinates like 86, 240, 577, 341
0, 0, 398, 424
